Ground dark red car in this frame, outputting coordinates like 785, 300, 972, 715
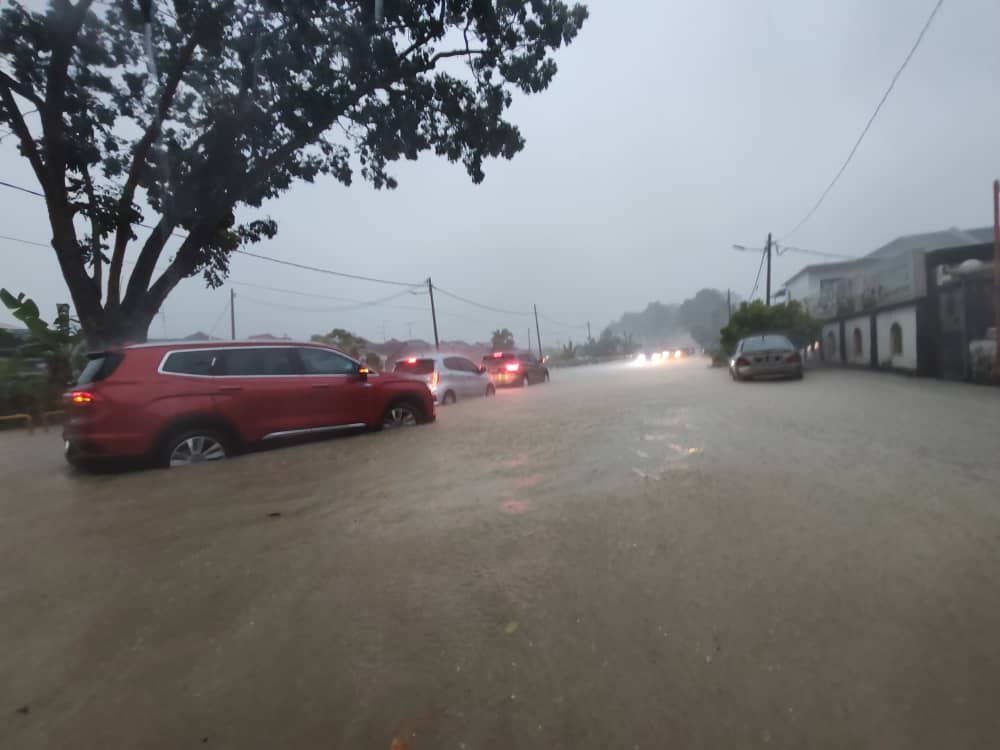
63, 341, 435, 469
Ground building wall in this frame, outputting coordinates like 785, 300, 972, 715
875, 305, 918, 371
844, 315, 871, 365
822, 322, 840, 362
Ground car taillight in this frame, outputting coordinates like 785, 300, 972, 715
505, 362, 520, 372
69, 390, 96, 404
786, 352, 801, 363
735, 357, 750, 367
430, 372, 440, 385
492, 352, 504, 358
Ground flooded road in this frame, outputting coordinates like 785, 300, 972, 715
3, 359, 1000, 748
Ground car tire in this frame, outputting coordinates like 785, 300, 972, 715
381, 399, 424, 429
794, 370, 804, 380
485, 384, 496, 397
521, 375, 529, 388
543, 371, 550, 383
442, 390, 457, 405
159, 428, 232, 469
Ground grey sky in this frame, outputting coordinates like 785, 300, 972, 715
2, 0, 998, 346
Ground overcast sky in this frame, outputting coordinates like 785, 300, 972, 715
2, 0, 999, 346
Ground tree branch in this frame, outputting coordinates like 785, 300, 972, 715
0, 71, 43, 108
79, 164, 102, 300
0, 78, 48, 192
106, 30, 202, 308
122, 215, 176, 309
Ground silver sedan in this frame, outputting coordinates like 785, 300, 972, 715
729, 334, 804, 381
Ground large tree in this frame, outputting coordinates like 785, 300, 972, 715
0, 0, 587, 345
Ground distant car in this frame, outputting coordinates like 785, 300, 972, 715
729, 334, 803, 381
482, 351, 550, 387
62, 341, 436, 469
393, 353, 496, 404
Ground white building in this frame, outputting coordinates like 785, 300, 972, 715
782, 226, 994, 374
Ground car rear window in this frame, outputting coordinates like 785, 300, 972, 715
76, 352, 124, 385
394, 358, 436, 375
161, 349, 218, 376
483, 352, 515, 363
742, 335, 794, 353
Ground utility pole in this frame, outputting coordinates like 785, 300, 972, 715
230, 288, 236, 340
527, 328, 532, 353
587, 321, 592, 341
765, 232, 772, 306
727, 289, 732, 320
427, 278, 440, 351
993, 179, 1000, 378
533, 304, 543, 359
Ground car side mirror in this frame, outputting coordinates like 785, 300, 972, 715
357, 365, 369, 382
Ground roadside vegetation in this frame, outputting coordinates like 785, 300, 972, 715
714, 300, 820, 366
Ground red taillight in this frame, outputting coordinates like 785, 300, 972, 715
505, 362, 520, 372
735, 357, 750, 368
492, 352, 504, 358
69, 391, 96, 404
430, 372, 440, 386
786, 352, 801, 363
406, 357, 417, 364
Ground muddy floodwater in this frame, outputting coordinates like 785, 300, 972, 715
3, 360, 1000, 748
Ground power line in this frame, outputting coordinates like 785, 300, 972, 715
238, 285, 424, 314
0, 233, 48, 248
233, 250, 421, 287
747, 247, 767, 302
432, 284, 532, 317
776, 244, 858, 260
207, 297, 231, 337
538, 311, 587, 329
0, 179, 44, 198
0, 108, 39, 140
780, 0, 945, 241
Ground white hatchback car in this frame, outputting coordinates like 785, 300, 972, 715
393, 353, 496, 404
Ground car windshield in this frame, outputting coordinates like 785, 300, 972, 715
742, 335, 794, 352
75, 352, 123, 385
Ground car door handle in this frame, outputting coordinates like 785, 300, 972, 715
218, 385, 243, 392
311, 383, 330, 389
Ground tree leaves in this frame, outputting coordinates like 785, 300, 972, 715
0, 0, 588, 343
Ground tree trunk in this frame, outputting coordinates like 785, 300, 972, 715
81, 306, 156, 349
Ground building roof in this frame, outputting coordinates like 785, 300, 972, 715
782, 225, 995, 286
866, 226, 993, 259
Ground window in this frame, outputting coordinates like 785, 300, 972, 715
298, 347, 356, 375
890, 323, 903, 356
394, 358, 436, 375
161, 349, 217, 376
444, 357, 478, 373
740, 335, 794, 353
853, 328, 863, 356
77, 352, 124, 384
221, 348, 297, 376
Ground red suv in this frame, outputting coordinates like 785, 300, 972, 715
63, 342, 435, 468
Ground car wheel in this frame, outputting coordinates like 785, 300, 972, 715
442, 390, 457, 405
382, 400, 422, 429
485, 384, 496, 397
794, 370, 804, 380
543, 371, 550, 383
521, 375, 529, 387
160, 428, 230, 468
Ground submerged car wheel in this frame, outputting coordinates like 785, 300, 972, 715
442, 390, 457, 405
382, 401, 421, 429
161, 429, 230, 468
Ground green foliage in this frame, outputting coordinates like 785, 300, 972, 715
311, 328, 367, 359
1, 1, 588, 344
364, 351, 382, 370
580, 327, 637, 358
718, 301, 820, 357
490, 328, 515, 351
0, 290, 83, 388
